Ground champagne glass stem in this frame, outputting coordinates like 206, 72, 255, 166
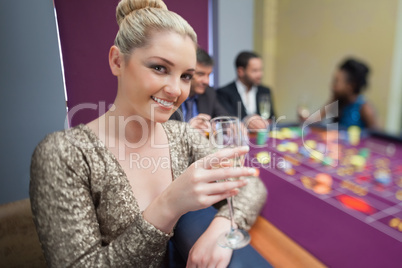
227, 196, 236, 233
210, 116, 250, 249
228, 154, 241, 233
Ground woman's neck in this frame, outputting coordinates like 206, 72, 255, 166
338, 93, 358, 106
93, 105, 157, 151
346, 94, 358, 104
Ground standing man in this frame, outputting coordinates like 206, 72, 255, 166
217, 51, 276, 130
170, 48, 228, 132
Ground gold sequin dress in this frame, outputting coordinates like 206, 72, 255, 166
30, 120, 267, 267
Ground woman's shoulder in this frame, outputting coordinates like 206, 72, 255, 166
30, 125, 98, 190
32, 124, 100, 161
356, 94, 366, 105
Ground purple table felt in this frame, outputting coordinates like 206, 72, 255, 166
247, 129, 402, 268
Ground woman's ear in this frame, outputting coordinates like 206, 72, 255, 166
109, 46, 123, 76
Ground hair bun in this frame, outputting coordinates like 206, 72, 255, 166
116, 0, 168, 26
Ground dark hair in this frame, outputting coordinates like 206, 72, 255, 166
339, 58, 370, 94
235, 51, 260, 69
196, 47, 214, 66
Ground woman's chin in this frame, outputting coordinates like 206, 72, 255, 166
150, 114, 172, 124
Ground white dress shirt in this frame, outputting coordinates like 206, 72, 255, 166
235, 80, 257, 115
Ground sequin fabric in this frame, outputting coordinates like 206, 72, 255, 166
30, 120, 267, 267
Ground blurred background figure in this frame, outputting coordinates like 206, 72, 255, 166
299, 57, 378, 130
333, 58, 377, 129
217, 51, 276, 131
170, 47, 228, 133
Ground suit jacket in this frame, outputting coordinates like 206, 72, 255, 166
170, 86, 229, 121
216, 81, 276, 120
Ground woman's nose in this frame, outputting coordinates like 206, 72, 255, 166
164, 77, 181, 96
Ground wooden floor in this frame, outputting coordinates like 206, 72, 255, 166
249, 216, 327, 268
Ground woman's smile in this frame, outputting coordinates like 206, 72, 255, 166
151, 95, 175, 110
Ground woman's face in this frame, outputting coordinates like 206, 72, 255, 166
113, 31, 196, 123
331, 70, 352, 99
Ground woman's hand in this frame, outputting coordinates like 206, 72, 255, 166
166, 146, 256, 215
187, 217, 233, 268
143, 146, 257, 233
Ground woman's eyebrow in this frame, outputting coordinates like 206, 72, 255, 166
149, 56, 175, 66
149, 56, 195, 72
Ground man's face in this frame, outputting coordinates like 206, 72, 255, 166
190, 63, 213, 96
239, 57, 263, 87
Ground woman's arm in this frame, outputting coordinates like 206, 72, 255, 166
30, 133, 171, 267
187, 217, 233, 268
360, 102, 378, 129
31, 129, 254, 267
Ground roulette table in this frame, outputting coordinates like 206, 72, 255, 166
246, 125, 402, 267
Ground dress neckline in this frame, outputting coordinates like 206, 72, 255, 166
76, 123, 175, 209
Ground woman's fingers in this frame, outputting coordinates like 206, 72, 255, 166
192, 166, 257, 185
210, 167, 257, 182
203, 179, 248, 195
200, 146, 250, 169
200, 188, 240, 207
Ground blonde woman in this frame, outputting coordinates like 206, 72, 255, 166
30, 0, 269, 267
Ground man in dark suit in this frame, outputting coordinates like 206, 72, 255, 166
170, 48, 228, 132
217, 51, 276, 130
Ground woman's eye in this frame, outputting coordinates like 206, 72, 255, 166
152, 65, 167, 73
181, 73, 193, 81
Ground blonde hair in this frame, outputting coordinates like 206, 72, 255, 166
115, 0, 197, 56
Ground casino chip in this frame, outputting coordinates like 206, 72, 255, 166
315, 173, 333, 186
322, 156, 333, 166
396, 190, 402, 201
305, 140, 317, 149
281, 128, 293, 139
256, 151, 271, 164
299, 146, 310, 157
374, 169, 392, 186
301, 173, 332, 194
277, 144, 287, 152
287, 142, 298, 154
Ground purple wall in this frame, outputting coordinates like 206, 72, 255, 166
165, 0, 209, 50
54, 0, 209, 126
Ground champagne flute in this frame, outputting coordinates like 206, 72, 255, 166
259, 94, 271, 120
209, 116, 250, 249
